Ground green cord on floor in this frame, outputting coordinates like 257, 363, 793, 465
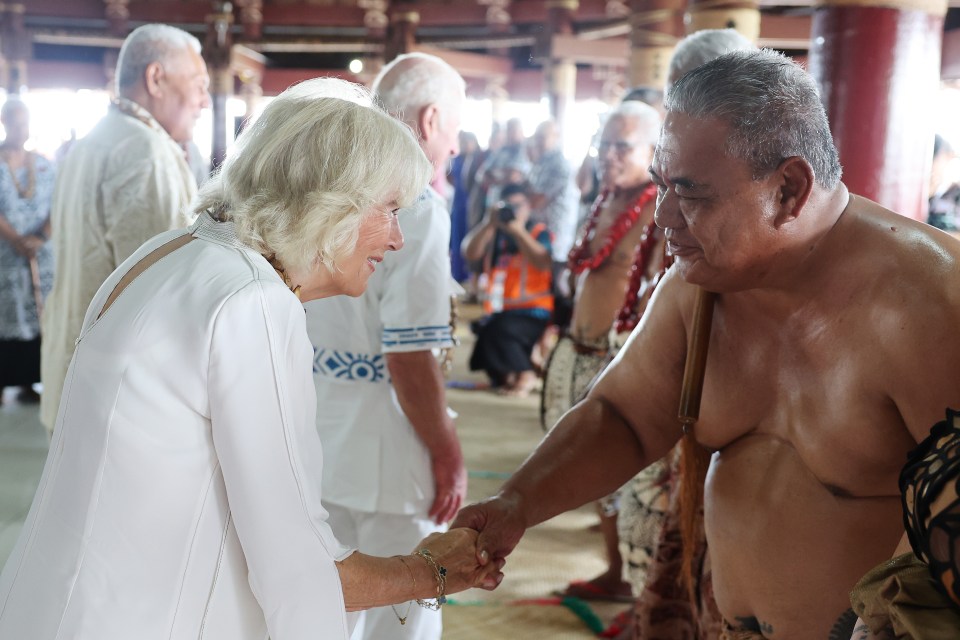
444, 597, 605, 634
560, 596, 605, 634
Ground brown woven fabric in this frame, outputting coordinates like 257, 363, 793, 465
850, 552, 960, 639
634, 447, 722, 640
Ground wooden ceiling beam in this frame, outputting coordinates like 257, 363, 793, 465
25, 0, 618, 28
549, 33, 629, 65
757, 13, 812, 49
412, 44, 513, 78
26, 0, 104, 19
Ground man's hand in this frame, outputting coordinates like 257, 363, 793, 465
17, 235, 44, 258
385, 350, 466, 525
451, 493, 527, 567
428, 440, 467, 524
498, 217, 525, 236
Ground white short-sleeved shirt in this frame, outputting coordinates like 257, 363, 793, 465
305, 188, 455, 516
0, 214, 353, 640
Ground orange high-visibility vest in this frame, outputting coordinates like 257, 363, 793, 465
483, 222, 554, 315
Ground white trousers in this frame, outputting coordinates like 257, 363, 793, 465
325, 503, 445, 640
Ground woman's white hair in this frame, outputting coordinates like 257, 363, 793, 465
193, 77, 432, 273
116, 24, 202, 97
372, 52, 466, 128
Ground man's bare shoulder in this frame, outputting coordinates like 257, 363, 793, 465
604, 267, 694, 391
818, 195, 960, 312
845, 194, 960, 270
592, 267, 694, 460
838, 195, 960, 441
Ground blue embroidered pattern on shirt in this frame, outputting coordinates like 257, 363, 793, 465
381, 325, 453, 349
313, 348, 387, 382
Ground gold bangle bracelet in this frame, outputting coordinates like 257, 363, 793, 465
413, 548, 447, 610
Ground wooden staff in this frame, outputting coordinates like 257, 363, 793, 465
29, 255, 43, 329
677, 286, 717, 602
678, 287, 716, 433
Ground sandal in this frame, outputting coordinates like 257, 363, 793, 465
551, 578, 635, 603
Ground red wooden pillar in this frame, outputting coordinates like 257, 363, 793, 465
808, 1, 947, 220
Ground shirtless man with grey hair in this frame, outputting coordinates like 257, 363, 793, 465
455, 49, 960, 640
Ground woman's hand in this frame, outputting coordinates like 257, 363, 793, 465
414, 528, 504, 595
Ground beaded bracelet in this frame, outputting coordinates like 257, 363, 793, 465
413, 548, 447, 610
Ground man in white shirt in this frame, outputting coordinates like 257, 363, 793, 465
40, 24, 210, 432
305, 52, 466, 640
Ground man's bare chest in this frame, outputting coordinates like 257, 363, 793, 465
693, 328, 914, 496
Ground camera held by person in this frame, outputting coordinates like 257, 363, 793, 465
496, 201, 516, 224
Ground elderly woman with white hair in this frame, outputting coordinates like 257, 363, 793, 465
0, 78, 501, 640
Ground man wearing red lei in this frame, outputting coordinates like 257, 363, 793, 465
541, 101, 672, 607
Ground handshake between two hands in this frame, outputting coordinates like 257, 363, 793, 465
414, 495, 524, 595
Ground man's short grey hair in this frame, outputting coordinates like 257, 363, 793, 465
116, 24, 202, 97
194, 77, 432, 274
372, 52, 466, 127
665, 49, 842, 189
667, 29, 755, 93
607, 100, 661, 146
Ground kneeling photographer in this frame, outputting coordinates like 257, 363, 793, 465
461, 182, 554, 397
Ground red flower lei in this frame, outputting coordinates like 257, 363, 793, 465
567, 183, 659, 274
614, 222, 672, 334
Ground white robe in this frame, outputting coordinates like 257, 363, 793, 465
0, 213, 353, 640
40, 101, 196, 429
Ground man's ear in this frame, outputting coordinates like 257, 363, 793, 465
418, 104, 440, 142
144, 61, 165, 98
773, 156, 814, 228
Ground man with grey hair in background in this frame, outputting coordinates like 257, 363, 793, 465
664, 28, 753, 96
455, 47, 960, 640
541, 99, 663, 609
305, 52, 466, 640
40, 24, 209, 433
